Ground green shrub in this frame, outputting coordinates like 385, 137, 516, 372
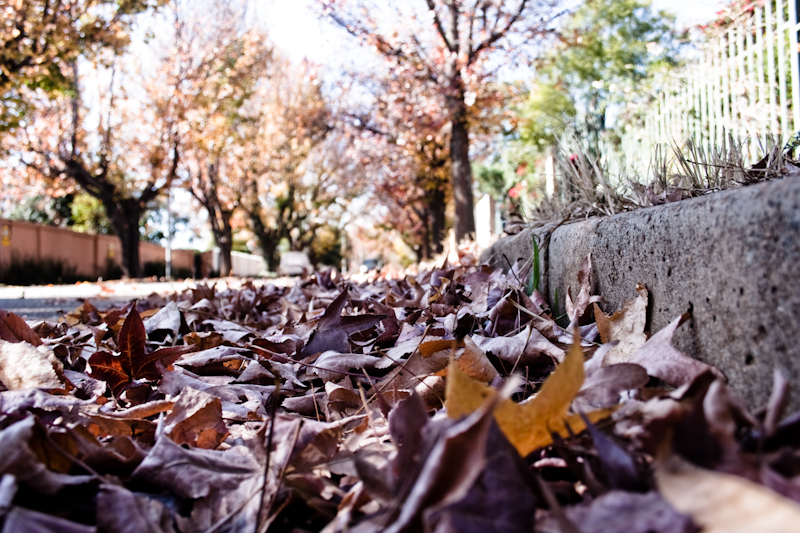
101, 260, 123, 281
0, 255, 88, 286
142, 261, 192, 279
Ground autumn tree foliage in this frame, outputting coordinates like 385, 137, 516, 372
238, 60, 341, 270
317, 0, 560, 241
176, 2, 272, 277
0, 0, 165, 134
9, 5, 198, 278
344, 70, 452, 261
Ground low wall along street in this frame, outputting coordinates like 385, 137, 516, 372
481, 177, 800, 412
0, 219, 266, 280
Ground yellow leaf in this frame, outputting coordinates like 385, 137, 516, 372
421, 337, 497, 383
446, 336, 611, 457
139, 308, 160, 319
445, 356, 496, 419
419, 339, 464, 359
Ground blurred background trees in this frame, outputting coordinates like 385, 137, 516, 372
0, 0, 708, 277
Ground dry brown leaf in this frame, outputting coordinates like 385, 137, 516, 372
574, 363, 649, 411
566, 254, 601, 328
456, 337, 498, 383
100, 399, 175, 420
656, 459, 800, 533
0, 340, 64, 390
96, 484, 177, 533
474, 325, 565, 365
0, 310, 42, 346
594, 283, 648, 365
184, 331, 225, 351
629, 313, 724, 386
164, 387, 228, 449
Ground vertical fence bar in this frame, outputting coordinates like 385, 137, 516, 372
746, 14, 757, 156
701, 48, 710, 150
712, 41, 726, 145
767, 0, 780, 133
706, 43, 719, 146
723, 31, 732, 137
692, 76, 699, 143
738, 19, 750, 156
756, 6, 770, 136
590, 1, 797, 177
778, 0, 790, 136
788, 0, 800, 132
731, 26, 740, 142
682, 78, 694, 140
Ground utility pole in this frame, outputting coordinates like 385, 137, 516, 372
165, 192, 172, 280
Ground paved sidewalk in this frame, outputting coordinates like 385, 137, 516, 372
0, 277, 290, 321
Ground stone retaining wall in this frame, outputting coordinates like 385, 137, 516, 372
481, 177, 800, 411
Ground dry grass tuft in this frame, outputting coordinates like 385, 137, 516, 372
524, 133, 798, 228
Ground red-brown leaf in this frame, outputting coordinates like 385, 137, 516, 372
0, 309, 42, 346
88, 351, 129, 395
117, 308, 148, 379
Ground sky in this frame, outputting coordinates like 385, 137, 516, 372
259, 0, 727, 66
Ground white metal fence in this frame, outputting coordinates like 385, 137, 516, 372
605, 0, 799, 175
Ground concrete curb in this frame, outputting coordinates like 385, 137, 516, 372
481, 177, 800, 411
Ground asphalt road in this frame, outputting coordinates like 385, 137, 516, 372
0, 277, 291, 321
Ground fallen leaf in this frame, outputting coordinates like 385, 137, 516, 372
184, 331, 225, 351
388, 392, 428, 485
385, 391, 499, 532
95, 484, 177, 533
144, 301, 182, 336
86, 351, 128, 395
537, 490, 696, 533
473, 325, 565, 366
629, 313, 723, 386
566, 254, 601, 328
447, 337, 611, 457
0, 340, 64, 390
582, 414, 648, 492
456, 337, 498, 383
302, 288, 386, 356
164, 387, 228, 449
594, 283, 648, 365
2, 506, 96, 533
0, 310, 42, 346
0, 417, 93, 495
423, 422, 537, 533
131, 434, 260, 499
312, 351, 381, 381
656, 459, 800, 533
574, 363, 649, 411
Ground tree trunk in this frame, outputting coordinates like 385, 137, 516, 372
217, 238, 233, 277
450, 113, 475, 242
261, 237, 280, 273
429, 187, 446, 254
249, 208, 280, 271
209, 207, 233, 277
106, 198, 142, 279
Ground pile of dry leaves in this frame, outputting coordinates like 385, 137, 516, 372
0, 259, 798, 532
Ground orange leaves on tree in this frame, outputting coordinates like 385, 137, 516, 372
446, 335, 612, 457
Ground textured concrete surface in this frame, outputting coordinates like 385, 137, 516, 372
481, 178, 800, 412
